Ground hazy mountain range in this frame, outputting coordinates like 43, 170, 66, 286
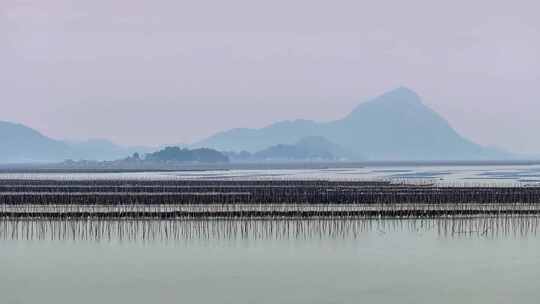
196, 87, 510, 161
1, 87, 513, 163
0, 121, 152, 163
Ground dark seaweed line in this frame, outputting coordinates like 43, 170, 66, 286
3, 209, 540, 219
2, 179, 540, 219
2, 191, 540, 204
1, 186, 539, 193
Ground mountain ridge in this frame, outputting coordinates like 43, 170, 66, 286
195, 87, 510, 161
0, 87, 514, 163
226, 136, 351, 162
0, 121, 153, 163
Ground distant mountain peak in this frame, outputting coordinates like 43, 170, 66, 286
390, 86, 418, 96
196, 87, 510, 160
345, 87, 425, 120
370, 86, 423, 106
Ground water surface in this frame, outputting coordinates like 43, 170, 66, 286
1, 218, 538, 304
3, 164, 540, 185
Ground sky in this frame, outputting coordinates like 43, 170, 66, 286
2, 0, 539, 154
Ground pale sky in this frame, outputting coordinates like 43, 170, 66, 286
2, 0, 539, 154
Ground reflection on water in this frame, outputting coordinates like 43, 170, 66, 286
2, 164, 540, 185
2, 217, 539, 242
2, 217, 540, 304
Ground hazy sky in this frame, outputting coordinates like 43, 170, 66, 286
2, 0, 539, 154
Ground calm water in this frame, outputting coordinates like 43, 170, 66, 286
1, 218, 539, 304
2, 164, 540, 185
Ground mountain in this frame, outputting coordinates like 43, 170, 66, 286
0, 121, 71, 163
0, 121, 152, 163
195, 87, 510, 161
253, 136, 349, 161
145, 146, 229, 163
203, 119, 321, 154
0, 88, 513, 163
226, 136, 350, 161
